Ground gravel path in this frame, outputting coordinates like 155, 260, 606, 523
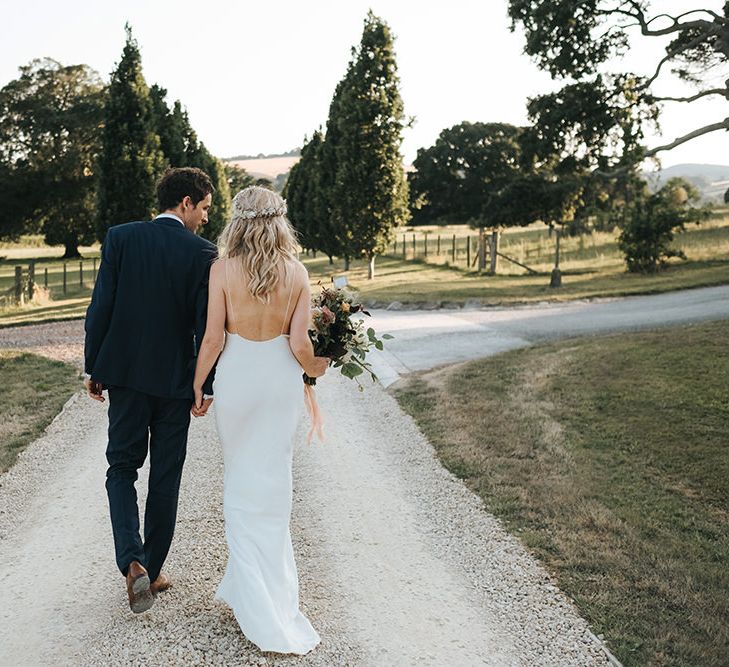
0, 320, 615, 666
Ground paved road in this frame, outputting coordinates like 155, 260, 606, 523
368, 285, 729, 386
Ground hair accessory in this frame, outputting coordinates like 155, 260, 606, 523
232, 194, 288, 220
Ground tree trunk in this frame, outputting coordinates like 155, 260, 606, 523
367, 254, 376, 280
62, 241, 81, 259
550, 226, 562, 288
344, 256, 350, 271
478, 228, 487, 272
489, 230, 499, 275
328, 255, 334, 265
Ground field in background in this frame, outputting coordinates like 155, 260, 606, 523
1, 211, 728, 326
395, 321, 729, 666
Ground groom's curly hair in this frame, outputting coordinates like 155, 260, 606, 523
156, 167, 215, 211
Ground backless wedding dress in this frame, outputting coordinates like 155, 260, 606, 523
213, 260, 320, 654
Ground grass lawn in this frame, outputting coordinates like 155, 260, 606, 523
0, 351, 80, 472
0, 215, 728, 326
394, 320, 729, 667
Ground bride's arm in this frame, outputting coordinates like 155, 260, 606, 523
289, 268, 328, 378
193, 259, 226, 411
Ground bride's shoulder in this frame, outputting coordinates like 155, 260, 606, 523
287, 259, 309, 281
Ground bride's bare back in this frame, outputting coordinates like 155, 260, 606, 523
223, 257, 304, 341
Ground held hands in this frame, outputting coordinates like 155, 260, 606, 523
192, 386, 214, 418
84, 376, 105, 403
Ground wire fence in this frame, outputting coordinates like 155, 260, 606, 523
0, 258, 98, 310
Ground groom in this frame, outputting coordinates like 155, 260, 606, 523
84, 167, 218, 613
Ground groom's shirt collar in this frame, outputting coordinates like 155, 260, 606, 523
154, 213, 184, 226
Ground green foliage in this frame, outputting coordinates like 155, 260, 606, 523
409, 122, 525, 227
96, 24, 166, 240
225, 163, 255, 196
618, 178, 710, 272
326, 12, 410, 272
509, 2, 727, 163
145, 82, 233, 241
0, 59, 105, 256
285, 131, 339, 260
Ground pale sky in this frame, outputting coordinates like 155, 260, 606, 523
2, 1, 726, 169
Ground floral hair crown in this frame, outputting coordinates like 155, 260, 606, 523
232, 195, 288, 221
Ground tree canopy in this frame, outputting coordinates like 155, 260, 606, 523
0, 58, 105, 256
509, 1, 729, 164
96, 24, 166, 240
326, 11, 410, 277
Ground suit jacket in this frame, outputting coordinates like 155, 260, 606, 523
84, 216, 218, 399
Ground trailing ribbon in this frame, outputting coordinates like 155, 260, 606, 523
303, 384, 325, 443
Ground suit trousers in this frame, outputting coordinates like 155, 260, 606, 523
105, 386, 191, 583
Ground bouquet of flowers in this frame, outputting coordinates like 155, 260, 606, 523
304, 285, 392, 389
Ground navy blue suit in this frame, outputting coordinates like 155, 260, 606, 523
84, 215, 217, 582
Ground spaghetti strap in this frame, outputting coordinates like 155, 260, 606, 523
224, 259, 237, 334
280, 264, 296, 336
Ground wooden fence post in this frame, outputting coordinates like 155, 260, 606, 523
451, 234, 456, 263
27, 261, 35, 301
14, 266, 23, 305
63, 263, 67, 294
424, 233, 428, 258
402, 235, 406, 260
412, 233, 416, 257
44, 267, 48, 288
489, 230, 499, 275
437, 235, 441, 255
79, 261, 83, 287
466, 236, 471, 268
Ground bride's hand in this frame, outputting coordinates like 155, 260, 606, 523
307, 356, 330, 378
191, 386, 206, 417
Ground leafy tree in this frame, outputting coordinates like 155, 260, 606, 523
327, 11, 410, 278
285, 130, 338, 262
225, 163, 255, 196
97, 24, 166, 240
409, 122, 525, 227
149, 85, 186, 166
618, 177, 709, 272
508, 2, 728, 164
0, 58, 105, 256
320, 73, 352, 266
148, 84, 232, 241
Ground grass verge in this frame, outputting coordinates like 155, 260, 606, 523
394, 321, 729, 666
0, 351, 80, 472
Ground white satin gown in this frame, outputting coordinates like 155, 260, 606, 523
213, 265, 320, 654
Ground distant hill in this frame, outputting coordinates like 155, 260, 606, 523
225, 149, 300, 161
643, 163, 729, 202
225, 156, 300, 186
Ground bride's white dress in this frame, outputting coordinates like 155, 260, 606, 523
212, 265, 320, 654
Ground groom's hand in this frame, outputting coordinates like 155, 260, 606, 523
191, 386, 213, 417
84, 377, 105, 403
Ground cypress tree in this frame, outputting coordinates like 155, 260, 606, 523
148, 84, 232, 241
96, 24, 165, 239
330, 11, 410, 278
285, 130, 335, 261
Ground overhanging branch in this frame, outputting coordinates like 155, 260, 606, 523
653, 88, 728, 103
644, 119, 729, 158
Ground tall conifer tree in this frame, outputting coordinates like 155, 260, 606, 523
329, 12, 410, 278
96, 25, 165, 240
147, 85, 231, 241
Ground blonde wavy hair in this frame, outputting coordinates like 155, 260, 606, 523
218, 186, 299, 303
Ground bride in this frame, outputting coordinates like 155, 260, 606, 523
192, 186, 328, 654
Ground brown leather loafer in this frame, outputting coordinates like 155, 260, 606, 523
150, 572, 172, 597
126, 560, 154, 613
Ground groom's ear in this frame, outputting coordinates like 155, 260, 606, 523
182, 195, 194, 210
